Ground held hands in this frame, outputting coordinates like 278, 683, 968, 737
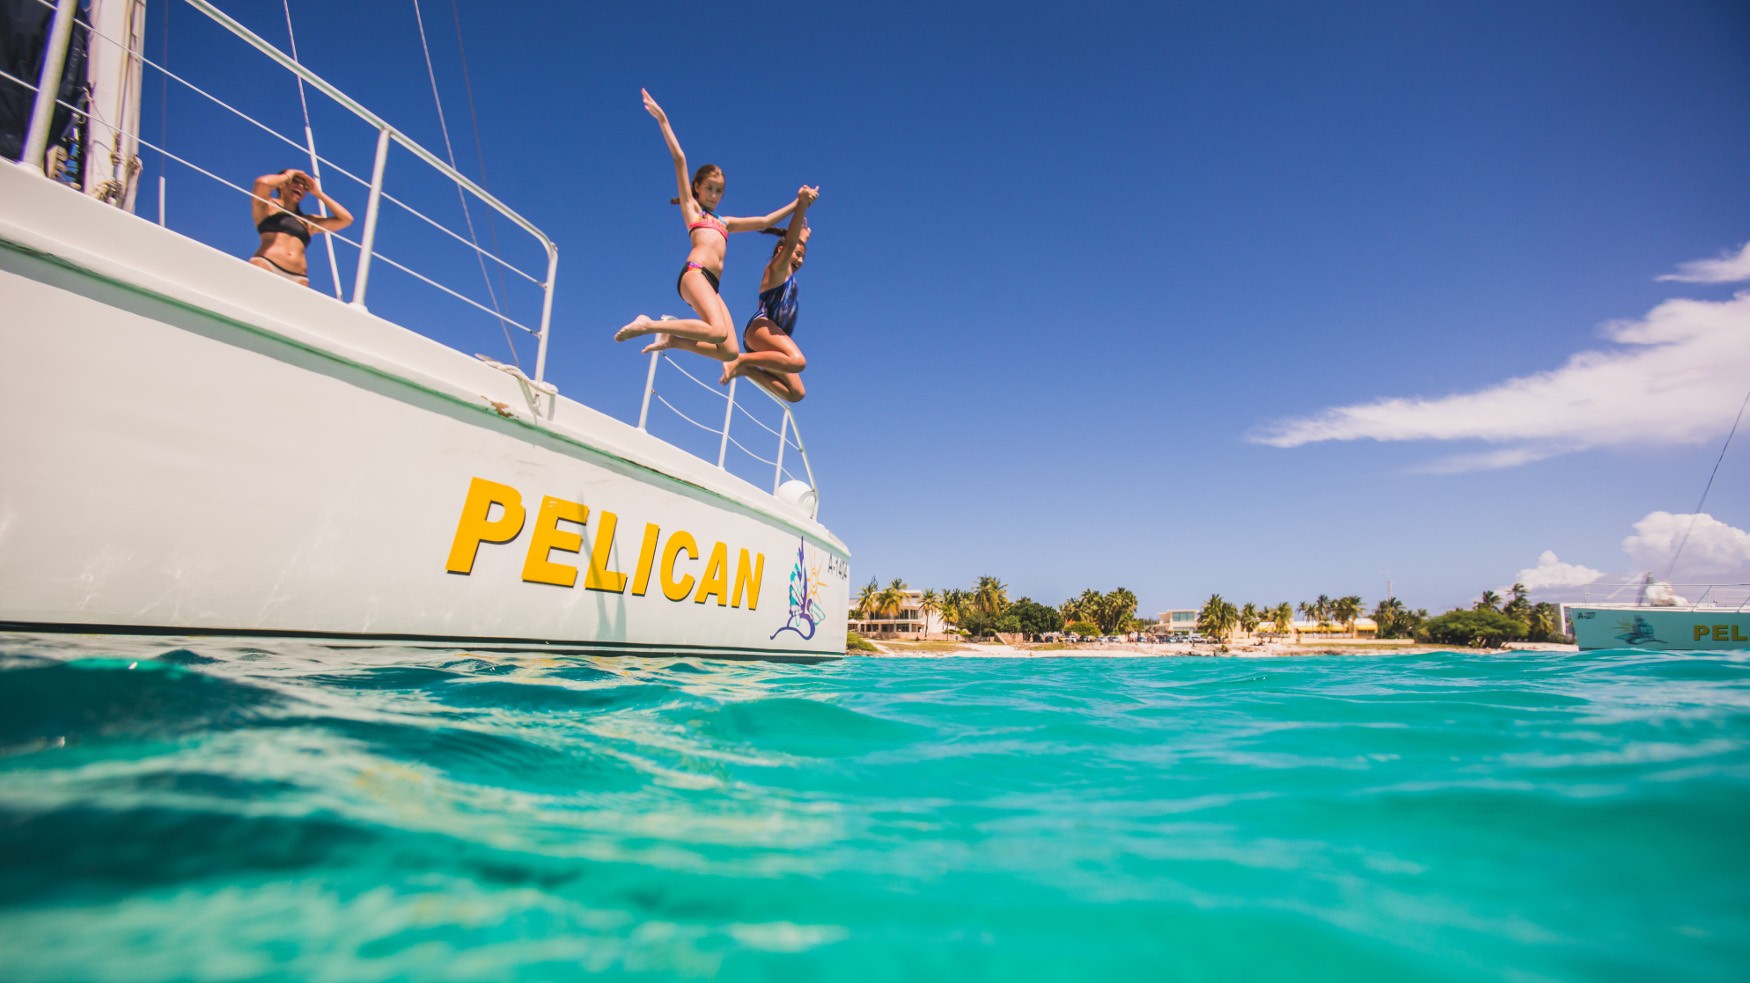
641, 88, 667, 125
796, 185, 820, 207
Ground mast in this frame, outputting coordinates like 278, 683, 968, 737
81, 0, 146, 211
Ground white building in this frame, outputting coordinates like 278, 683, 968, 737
1156, 609, 1198, 633
849, 589, 949, 638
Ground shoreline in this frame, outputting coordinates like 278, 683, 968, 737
853, 638, 1580, 658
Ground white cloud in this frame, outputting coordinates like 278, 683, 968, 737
1248, 290, 1750, 472
1621, 511, 1750, 583
1657, 241, 1750, 284
1410, 446, 1563, 475
1513, 550, 1605, 591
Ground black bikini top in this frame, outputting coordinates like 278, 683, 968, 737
256, 208, 311, 245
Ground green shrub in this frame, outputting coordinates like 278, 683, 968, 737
845, 630, 878, 653
1421, 609, 1527, 648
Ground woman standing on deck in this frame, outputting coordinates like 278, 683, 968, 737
720, 192, 816, 403
247, 168, 352, 287
615, 89, 805, 361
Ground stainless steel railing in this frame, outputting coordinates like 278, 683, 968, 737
637, 351, 819, 517
1578, 583, 1750, 611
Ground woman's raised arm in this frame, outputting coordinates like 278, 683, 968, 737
295, 171, 353, 233
249, 171, 292, 225
642, 88, 695, 216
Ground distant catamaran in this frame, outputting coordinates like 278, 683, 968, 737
0, 0, 850, 660
1563, 578, 1749, 653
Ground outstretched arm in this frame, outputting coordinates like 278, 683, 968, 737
643, 88, 697, 220
768, 186, 818, 272
724, 192, 805, 233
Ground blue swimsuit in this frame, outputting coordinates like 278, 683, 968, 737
745, 272, 799, 339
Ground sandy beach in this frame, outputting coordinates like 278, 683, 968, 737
854, 638, 1580, 658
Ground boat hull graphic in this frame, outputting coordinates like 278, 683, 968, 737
1564, 606, 1750, 652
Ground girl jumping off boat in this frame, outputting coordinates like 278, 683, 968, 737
720, 190, 816, 403
247, 168, 352, 286
615, 89, 808, 361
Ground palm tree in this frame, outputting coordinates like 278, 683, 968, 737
1104, 587, 1138, 634
1528, 602, 1560, 642
1070, 589, 1101, 627
941, 588, 967, 631
1271, 603, 1294, 637
1372, 596, 1407, 638
1503, 583, 1531, 621
878, 578, 908, 620
1296, 600, 1314, 632
1240, 602, 1261, 640
919, 589, 939, 640
1476, 590, 1501, 613
1332, 595, 1363, 636
1313, 594, 1333, 632
974, 575, 1009, 620
1197, 593, 1239, 643
854, 578, 879, 623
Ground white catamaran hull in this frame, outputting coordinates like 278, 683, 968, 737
0, 166, 849, 659
1565, 606, 1750, 652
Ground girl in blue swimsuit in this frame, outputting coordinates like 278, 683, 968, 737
720, 188, 816, 402
615, 89, 803, 362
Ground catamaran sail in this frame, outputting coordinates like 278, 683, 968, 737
0, 0, 89, 167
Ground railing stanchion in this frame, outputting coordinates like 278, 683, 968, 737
18, 0, 79, 173
302, 124, 343, 300
534, 243, 558, 384
773, 412, 790, 493
637, 352, 660, 431
717, 378, 736, 468
788, 409, 819, 518
350, 124, 392, 309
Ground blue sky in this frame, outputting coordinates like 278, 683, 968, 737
145, 0, 1750, 615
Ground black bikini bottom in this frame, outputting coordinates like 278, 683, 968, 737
677, 263, 720, 296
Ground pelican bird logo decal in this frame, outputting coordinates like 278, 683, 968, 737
770, 538, 826, 641
1613, 615, 1661, 646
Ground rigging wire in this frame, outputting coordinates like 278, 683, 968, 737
280, 0, 342, 298
1665, 385, 1750, 581
410, 0, 520, 368
448, 0, 511, 329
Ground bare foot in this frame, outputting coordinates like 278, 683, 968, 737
719, 356, 748, 385
615, 315, 656, 342
640, 333, 678, 354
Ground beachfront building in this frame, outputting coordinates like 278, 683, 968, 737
849, 589, 948, 639
1287, 617, 1378, 638
1157, 609, 1199, 633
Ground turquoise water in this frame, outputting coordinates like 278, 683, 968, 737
1, 636, 1746, 982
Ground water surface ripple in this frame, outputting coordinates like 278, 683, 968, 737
2, 636, 1746, 981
